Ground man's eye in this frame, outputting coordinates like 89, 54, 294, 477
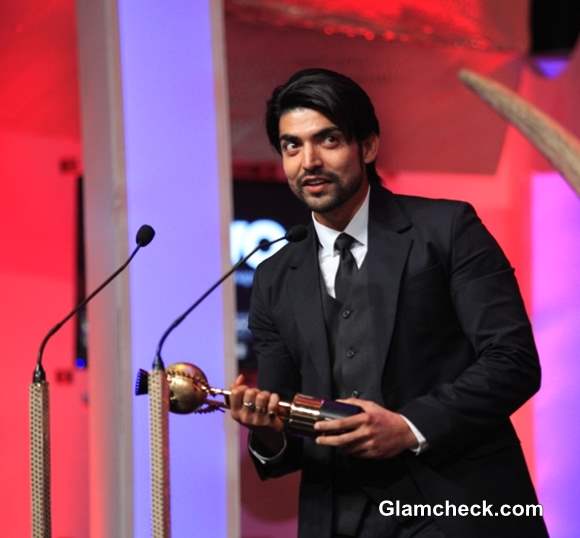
323, 135, 340, 146
282, 142, 298, 152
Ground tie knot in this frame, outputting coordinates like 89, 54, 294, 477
334, 233, 355, 253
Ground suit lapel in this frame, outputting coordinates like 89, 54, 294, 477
367, 187, 413, 379
288, 223, 333, 398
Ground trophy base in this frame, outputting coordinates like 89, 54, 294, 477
286, 398, 362, 437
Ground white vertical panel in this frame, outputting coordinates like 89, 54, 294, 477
76, 0, 133, 536
76, 0, 236, 535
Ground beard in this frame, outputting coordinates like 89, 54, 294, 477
292, 169, 365, 214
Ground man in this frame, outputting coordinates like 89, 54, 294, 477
229, 68, 548, 538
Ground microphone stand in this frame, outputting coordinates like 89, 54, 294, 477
144, 226, 307, 538
148, 360, 171, 538
146, 242, 275, 538
29, 225, 155, 538
29, 365, 51, 538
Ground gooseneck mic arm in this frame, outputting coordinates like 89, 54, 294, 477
154, 224, 308, 368
34, 224, 156, 382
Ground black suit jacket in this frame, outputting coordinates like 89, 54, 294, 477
248, 185, 548, 538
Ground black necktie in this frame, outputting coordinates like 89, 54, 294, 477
334, 233, 357, 303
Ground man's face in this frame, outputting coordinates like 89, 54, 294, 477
278, 108, 376, 215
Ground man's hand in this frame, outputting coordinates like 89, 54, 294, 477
229, 374, 284, 433
314, 398, 418, 459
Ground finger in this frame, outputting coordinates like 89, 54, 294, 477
232, 374, 245, 387
343, 438, 374, 456
316, 431, 356, 447
315, 427, 367, 447
337, 398, 374, 411
229, 384, 248, 412
240, 388, 259, 420
242, 388, 258, 404
229, 374, 246, 392
247, 392, 272, 427
314, 412, 366, 433
267, 393, 280, 417
336, 397, 357, 404
254, 391, 271, 415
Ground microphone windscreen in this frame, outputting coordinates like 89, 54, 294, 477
285, 225, 308, 243
136, 224, 156, 247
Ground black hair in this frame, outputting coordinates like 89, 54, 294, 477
265, 68, 381, 182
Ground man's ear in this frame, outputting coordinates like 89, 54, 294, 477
362, 134, 379, 164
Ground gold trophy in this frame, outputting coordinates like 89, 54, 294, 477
135, 362, 362, 436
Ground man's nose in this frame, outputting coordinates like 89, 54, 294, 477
302, 143, 322, 171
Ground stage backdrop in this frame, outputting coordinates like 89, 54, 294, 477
225, 4, 580, 537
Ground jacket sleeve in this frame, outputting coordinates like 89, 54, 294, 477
247, 263, 303, 479
399, 202, 541, 451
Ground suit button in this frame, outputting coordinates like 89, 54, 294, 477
346, 348, 356, 359
351, 390, 360, 398
342, 309, 351, 319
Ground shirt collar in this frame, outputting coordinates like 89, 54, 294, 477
311, 186, 369, 256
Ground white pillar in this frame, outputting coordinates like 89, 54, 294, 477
76, 0, 237, 535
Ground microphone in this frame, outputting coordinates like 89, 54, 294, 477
154, 224, 308, 368
136, 224, 156, 247
34, 224, 156, 381
284, 224, 308, 243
